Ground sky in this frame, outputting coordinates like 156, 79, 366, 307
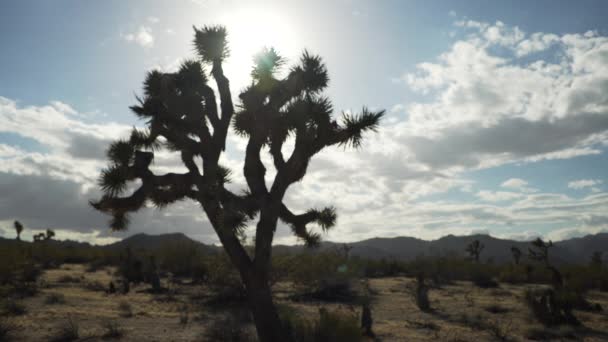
1, 0, 608, 245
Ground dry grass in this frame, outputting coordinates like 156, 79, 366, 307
3, 264, 607, 341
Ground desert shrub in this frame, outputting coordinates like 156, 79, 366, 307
57, 275, 81, 284
458, 313, 486, 331
117, 301, 133, 318
157, 243, 209, 279
205, 255, 246, 306
281, 307, 362, 342
45, 293, 66, 305
484, 304, 509, 314
485, 318, 512, 341
1, 298, 26, 316
524, 287, 580, 326
101, 320, 124, 339
116, 248, 143, 285
178, 304, 189, 326
525, 326, 577, 340
83, 280, 106, 292
562, 265, 608, 293
498, 265, 529, 284
85, 258, 109, 273
360, 258, 406, 278
469, 267, 499, 288
51, 316, 79, 342
287, 252, 359, 303
0, 318, 15, 341
203, 313, 255, 342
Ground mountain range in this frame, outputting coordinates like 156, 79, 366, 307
2, 232, 607, 264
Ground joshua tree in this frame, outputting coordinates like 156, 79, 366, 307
590, 251, 603, 268
33, 232, 46, 242
44, 229, 55, 241
465, 239, 484, 262
13, 220, 23, 241
91, 25, 383, 341
510, 246, 522, 265
340, 243, 353, 259
528, 238, 562, 287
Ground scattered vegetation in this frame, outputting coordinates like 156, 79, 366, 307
281, 306, 362, 342
50, 316, 79, 342
117, 301, 133, 318
0, 318, 14, 341
44, 293, 66, 305
101, 320, 124, 340
1, 298, 26, 316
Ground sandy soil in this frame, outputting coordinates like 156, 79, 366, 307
3, 264, 608, 341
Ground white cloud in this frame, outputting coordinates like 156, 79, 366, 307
476, 190, 523, 202
3, 19, 608, 245
121, 26, 155, 48
501, 178, 528, 190
568, 179, 602, 190
395, 21, 608, 172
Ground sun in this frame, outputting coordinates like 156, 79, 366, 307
219, 8, 298, 87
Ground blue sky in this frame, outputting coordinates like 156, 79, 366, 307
1, 0, 608, 244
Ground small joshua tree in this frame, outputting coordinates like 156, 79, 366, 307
33, 233, 45, 242
466, 239, 484, 263
44, 229, 55, 241
13, 221, 23, 241
510, 246, 521, 265
526, 237, 580, 326
528, 238, 562, 287
590, 251, 602, 268
91, 25, 383, 341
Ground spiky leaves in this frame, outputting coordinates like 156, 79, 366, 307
339, 108, 384, 148
252, 47, 284, 82
194, 25, 229, 62
107, 140, 134, 167
307, 206, 337, 232
529, 238, 552, 265
279, 205, 337, 248
291, 50, 329, 94
99, 166, 129, 197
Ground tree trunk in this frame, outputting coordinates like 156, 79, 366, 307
246, 273, 290, 342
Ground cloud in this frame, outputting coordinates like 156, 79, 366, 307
2, 19, 608, 245
395, 21, 608, 172
476, 190, 523, 202
501, 178, 528, 189
121, 26, 155, 48
568, 179, 602, 190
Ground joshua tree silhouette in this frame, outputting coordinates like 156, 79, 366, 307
13, 220, 23, 241
91, 25, 383, 341
510, 246, 522, 265
466, 239, 484, 262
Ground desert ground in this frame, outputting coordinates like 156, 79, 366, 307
2, 263, 607, 341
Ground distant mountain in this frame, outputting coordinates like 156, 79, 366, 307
103, 232, 219, 255
3, 231, 607, 265
274, 233, 608, 265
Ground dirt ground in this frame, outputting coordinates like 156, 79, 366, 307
3, 264, 608, 341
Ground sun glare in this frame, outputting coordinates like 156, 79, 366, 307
220, 8, 298, 87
